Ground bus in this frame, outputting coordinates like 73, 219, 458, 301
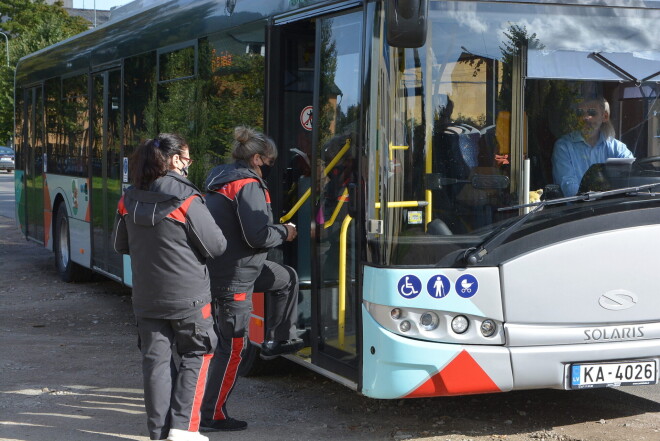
14, 0, 660, 399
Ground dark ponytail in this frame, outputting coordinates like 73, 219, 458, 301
129, 133, 188, 189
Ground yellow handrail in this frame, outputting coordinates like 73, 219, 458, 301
280, 139, 352, 223
323, 187, 349, 229
338, 214, 352, 350
280, 188, 311, 224
374, 200, 428, 209
425, 137, 433, 230
389, 143, 408, 161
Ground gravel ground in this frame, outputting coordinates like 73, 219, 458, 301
1, 215, 659, 441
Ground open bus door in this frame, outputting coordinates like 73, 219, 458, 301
262, 6, 365, 383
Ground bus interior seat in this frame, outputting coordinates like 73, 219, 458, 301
433, 123, 481, 181
427, 218, 453, 236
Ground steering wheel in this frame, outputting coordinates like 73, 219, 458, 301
635, 156, 660, 165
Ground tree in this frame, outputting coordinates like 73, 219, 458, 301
0, 0, 88, 144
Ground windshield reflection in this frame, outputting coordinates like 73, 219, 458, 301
374, 0, 660, 266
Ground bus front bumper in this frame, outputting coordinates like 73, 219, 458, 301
509, 339, 660, 390
361, 309, 660, 398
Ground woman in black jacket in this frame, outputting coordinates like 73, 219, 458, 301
113, 133, 226, 441
200, 126, 302, 432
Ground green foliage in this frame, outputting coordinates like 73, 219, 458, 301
318, 19, 338, 148
151, 42, 266, 189
0, 0, 88, 144
497, 24, 543, 112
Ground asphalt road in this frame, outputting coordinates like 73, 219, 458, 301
0, 171, 15, 219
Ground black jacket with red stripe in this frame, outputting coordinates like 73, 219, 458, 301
112, 171, 227, 319
204, 161, 288, 295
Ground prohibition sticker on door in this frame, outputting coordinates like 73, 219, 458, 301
570, 360, 658, 388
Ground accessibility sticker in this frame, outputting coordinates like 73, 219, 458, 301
455, 274, 478, 298
427, 275, 450, 298
397, 275, 421, 299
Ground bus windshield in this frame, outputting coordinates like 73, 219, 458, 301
371, 0, 660, 266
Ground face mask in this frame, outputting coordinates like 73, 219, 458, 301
259, 163, 272, 179
176, 153, 192, 177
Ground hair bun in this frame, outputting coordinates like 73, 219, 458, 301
234, 126, 252, 144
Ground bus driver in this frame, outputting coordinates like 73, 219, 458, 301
552, 96, 634, 197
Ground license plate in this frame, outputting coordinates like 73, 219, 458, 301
570, 360, 657, 388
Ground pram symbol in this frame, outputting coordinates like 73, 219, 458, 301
455, 274, 479, 298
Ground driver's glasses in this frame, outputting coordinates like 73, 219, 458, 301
576, 108, 598, 117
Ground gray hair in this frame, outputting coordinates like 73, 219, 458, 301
231, 126, 278, 161
585, 96, 615, 139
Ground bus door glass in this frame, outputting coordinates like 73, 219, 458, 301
91, 69, 122, 277
273, 8, 363, 377
271, 18, 315, 349
14, 90, 26, 233
26, 86, 45, 243
314, 10, 362, 373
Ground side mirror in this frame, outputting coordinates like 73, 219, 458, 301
385, 0, 429, 48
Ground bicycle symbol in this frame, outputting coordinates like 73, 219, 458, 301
398, 275, 421, 299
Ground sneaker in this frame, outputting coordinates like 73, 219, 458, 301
260, 338, 304, 357
166, 429, 208, 441
200, 417, 248, 432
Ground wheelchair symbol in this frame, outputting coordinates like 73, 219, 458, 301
398, 275, 421, 299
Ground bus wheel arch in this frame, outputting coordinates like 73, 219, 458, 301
53, 201, 92, 283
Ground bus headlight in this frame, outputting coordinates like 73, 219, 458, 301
364, 301, 505, 345
480, 319, 497, 337
451, 315, 469, 334
419, 312, 439, 331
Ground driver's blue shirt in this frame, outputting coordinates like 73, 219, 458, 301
552, 131, 634, 197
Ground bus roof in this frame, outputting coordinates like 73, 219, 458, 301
15, 0, 330, 85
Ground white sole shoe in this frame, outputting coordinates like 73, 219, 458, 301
166, 428, 209, 441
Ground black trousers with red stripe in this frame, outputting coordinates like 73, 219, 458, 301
201, 261, 298, 422
136, 304, 217, 440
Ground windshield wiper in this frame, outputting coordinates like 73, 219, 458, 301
464, 182, 660, 266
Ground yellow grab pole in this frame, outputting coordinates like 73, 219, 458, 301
389, 143, 409, 161
280, 139, 352, 223
338, 214, 352, 349
280, 188, 311, 224
374, 201, 428, 209
324, 138, 351, 176
425, 140, 433, 230
323, 187, 349, 229
424, 23, 433, 230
